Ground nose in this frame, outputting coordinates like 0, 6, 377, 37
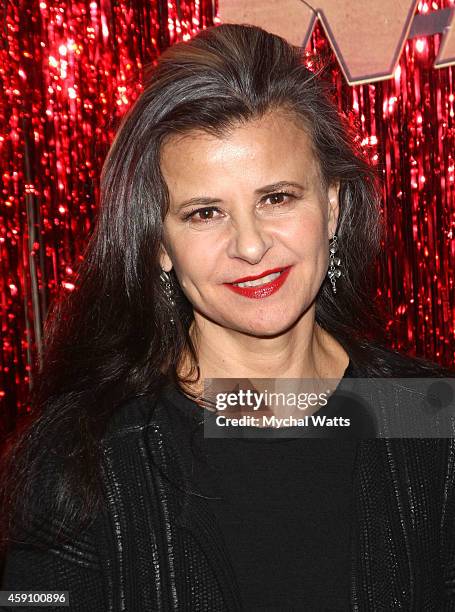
226, 213, 274, 264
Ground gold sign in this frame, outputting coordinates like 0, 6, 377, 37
435, 9, 455, 69
219, 0, 455, 84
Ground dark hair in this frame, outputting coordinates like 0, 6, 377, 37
0, 23, 450, 555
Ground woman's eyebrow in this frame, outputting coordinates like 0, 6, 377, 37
174, 196, 222, 213
174, 181, 306, 212
254, 181, 306, 195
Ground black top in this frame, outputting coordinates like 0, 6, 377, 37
164, 360, 358, 610
2, 347, 455, 610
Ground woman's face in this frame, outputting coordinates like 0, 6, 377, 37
159, 110, 339, 337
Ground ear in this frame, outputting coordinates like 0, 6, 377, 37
159, 243, 173, 273
327, 182, 340, 239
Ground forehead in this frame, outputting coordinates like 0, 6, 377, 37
159, 111, 321, 199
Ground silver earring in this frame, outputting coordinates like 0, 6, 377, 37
327, 234, 341, 294
160, 269, 176, 324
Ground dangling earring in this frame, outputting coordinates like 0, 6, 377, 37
327, 234, 341, 294
160, 269, 176, 324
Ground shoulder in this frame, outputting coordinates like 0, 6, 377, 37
348, 340, 454, 377
100, 388, 190, 484
102, 383, 198, 443
341, 341, 455, 439
102, 392, 166, 441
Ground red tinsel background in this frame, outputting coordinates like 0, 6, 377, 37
0, 0, 454, 430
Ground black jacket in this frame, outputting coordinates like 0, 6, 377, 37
2, 355, 455, 611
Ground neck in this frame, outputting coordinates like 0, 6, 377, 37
177, 311, 349, 398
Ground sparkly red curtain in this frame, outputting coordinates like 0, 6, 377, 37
307, 5, 454, 363
0, 1, 454, 428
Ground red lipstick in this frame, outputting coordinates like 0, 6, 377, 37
229, 267, 285, 284
224, 266, 292, 299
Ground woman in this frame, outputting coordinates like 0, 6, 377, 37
1, 23, 455, 611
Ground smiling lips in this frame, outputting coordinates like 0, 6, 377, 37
224, 266, 292, 299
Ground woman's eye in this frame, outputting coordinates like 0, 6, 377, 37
265, 192, 294, 206
183, 206, 220, 223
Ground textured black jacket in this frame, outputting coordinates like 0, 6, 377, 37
2, 357, 455, 611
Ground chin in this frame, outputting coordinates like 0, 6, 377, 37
232, 316, 299, 338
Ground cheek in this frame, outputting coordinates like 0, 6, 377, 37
172, 235, 220, 287
289, 215, 327, 255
